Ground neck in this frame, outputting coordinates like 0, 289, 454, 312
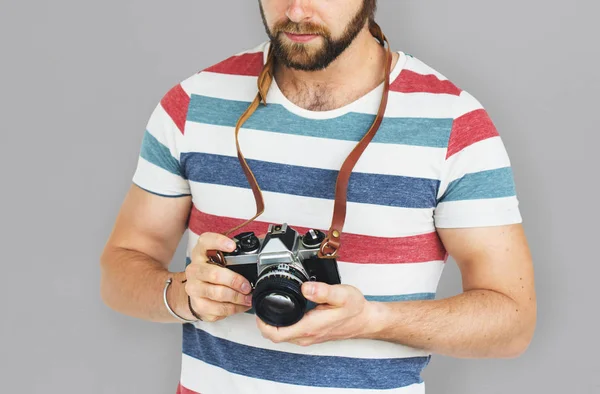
272, 27, 396, 111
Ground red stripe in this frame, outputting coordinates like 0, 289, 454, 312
188, 207, 447, 264
390, 69, 461, 95
160, 84, 190, 135
177, 383, 199, 394
204, 52, 264, 77
446, 109, 499, 159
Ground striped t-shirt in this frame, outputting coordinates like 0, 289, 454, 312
132, 41, 522, 394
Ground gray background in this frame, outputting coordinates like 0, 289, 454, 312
1, 0, 597, 393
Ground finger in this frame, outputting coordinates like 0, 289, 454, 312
257, 312, 320, 343
196, 263, 252, 295
197, 283, 253, 306
193, 232, 237, 258
289, 337, 319, 347
192, 297, 251, 320
302, 282, 351, 307
256, 316, 282, 341
256, 308, 340, 343
185, 277, 251, 305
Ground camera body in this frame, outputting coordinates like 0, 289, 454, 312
221, 223, 341, 327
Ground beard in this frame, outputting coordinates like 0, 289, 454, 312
259, 1, 373, 71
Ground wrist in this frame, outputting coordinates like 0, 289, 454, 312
166, 271, 197, 322
357, 301, 390, 340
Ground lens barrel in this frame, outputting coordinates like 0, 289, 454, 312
252, 265, 308, 327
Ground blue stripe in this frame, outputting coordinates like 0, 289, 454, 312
180, 152, 439, 208
133, 183, 190, 198
188, 95, 453, 148
440, 167, 516, 202
140, 130, 184, 177
183, 324, 429, 389
366, 293, 436, 302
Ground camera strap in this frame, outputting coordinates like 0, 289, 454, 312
215, 24, 392, 261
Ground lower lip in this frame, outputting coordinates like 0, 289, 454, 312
284, 33, 319, 43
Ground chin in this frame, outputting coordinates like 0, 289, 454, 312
272, 35, 332, 71
285, 53, 324, 71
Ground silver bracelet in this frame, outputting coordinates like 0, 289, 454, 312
163, 278, 199, 324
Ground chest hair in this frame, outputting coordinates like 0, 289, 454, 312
280, 81, 367, 112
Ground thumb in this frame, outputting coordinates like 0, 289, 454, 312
302, 282, 349, 307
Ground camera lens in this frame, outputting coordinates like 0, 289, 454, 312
252, 266, 308, 327
263, 293, 296, 314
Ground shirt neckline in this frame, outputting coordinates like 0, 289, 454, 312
261, 41, 407, 120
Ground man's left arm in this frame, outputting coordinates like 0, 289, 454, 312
364, 223, 536, 358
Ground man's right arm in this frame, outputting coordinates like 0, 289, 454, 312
100, 184, 196, 322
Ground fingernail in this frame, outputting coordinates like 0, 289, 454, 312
244, 295, 253, 306
305, 283, 315, 296
241, 282, 251, 294
224, 240, 236, 250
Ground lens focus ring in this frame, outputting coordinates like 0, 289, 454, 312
252, 265, 309, 327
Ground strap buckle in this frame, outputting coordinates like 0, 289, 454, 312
206, 250, 226, 266
318, 232, 341, 259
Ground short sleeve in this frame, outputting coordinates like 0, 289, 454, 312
434, 91, 522, 228
132, 83, 191, 197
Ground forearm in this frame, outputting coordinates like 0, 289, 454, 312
100, 247, 193, 323
365, 289, 535, 358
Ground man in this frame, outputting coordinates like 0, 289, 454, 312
100, 0, 537, 393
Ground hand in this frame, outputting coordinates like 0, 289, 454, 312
184, 232, 253, 322
256, 282, 374, 346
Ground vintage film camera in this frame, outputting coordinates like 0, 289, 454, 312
218, 223, 341, 327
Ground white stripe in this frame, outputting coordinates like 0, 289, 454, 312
145, 102, 186, 160
337, 260, 444, 296
434, 196, 522, 228
184, 122, 446, 179
454, 90, 485, 118
188, 183, 435, 238
181, 354, 426, 394
183, 70, 459, 119
386, 91, 457, 118
132, 157, 190, 196
438, 136, 512, 199
190, 313, 430, 360
186, 230, 444, 296
182, 72, 258, 104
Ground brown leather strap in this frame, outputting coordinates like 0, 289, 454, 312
218, 49, 276, 237
222, 94, 265, 237
211, 24, 392, 262
318, 29, 392, 258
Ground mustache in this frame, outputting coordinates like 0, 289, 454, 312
272, 20, 330, 37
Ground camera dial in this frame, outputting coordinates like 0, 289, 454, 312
301, 229, 326, 248
236, 232, 260, 254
